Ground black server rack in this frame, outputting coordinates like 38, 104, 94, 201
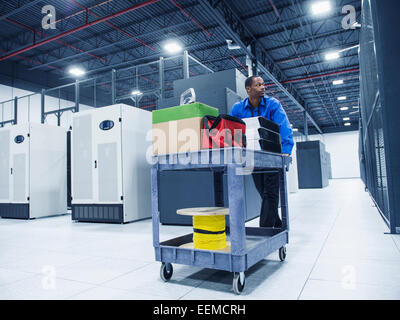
296, 141, 329, 189
359, 0, 400, 233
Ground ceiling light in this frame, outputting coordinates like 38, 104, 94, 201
353, 106, 359, 109
131, 89, 142, 96
338, 96, 347, 101
333, 79, 344, 85
344, 122, 351, 126
338, 44, 360, 53
68, 67, 85, 77
311, 1, 332, 15
340, 107, 349, 111
164, 41, 183, 54
343, 117, 350, 121
325, 51, 340, 61
293, 128, 299, 132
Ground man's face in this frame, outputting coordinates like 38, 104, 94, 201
246, 77, 265, 98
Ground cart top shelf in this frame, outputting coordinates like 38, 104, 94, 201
152, 148, 291, 172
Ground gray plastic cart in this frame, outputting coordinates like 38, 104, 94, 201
152, 148, 291, 294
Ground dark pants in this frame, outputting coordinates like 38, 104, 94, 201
252, 172, 281, 228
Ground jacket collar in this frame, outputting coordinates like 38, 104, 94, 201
244, 96, 267, 110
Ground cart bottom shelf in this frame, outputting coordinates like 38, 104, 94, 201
155, 227, 288, 273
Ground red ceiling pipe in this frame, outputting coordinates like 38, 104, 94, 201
140, 103, 156, 109
70, 0, 155, 51
5, 17, 107, 62
0, 48, 61, 70
170, 0, 211, 37
52, 0, 114, 26
138, 74, 159, 86
277, 53, 317, 64
230, 54, 248, 71
266, 88, 303, 121
5, 18, 35, 32
0, 0, 160, 62
265, 68, 360, 87
268, 0, 280, 19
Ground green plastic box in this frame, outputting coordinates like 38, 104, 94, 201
152, 102, 219, 124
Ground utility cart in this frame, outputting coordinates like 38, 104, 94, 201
151, 148, 291, 294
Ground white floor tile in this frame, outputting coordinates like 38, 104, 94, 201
55, 256, 150, 285
391, 235, 400, 252
0, 275, 93, 300
319, 242, 400, 262
310, 256, 400, 287
299, 279, 400, 300
102, 262, 214, 299
0, 251, 90, 275
0, 178, 398, 300
0, 245, 42, 267
180, 259, 312, 300
0, 268, 34, 287
68, 286, 168, 300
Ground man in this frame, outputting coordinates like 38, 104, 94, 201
230, 76, 294, 228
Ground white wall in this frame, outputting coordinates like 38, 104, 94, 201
288, 141, 299, 193
295, 131, 361, 179
0, 84, 93, 129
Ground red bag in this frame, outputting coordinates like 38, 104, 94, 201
201, 115, 246, 149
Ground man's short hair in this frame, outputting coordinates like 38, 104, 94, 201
245, 76, 259, 89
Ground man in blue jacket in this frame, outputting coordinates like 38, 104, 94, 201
230, 76, 294, 228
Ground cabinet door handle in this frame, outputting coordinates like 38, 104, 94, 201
10, 168, 13, 175
94, 160, 97, 169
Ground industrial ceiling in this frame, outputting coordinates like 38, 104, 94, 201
0, 0, 360, 134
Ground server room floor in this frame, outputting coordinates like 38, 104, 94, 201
0, 178, 399, 300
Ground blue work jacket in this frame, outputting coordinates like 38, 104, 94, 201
230, 96, 294, 155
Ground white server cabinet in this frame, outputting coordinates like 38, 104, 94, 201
71, 104, 152, 223
0, 123, 67, 219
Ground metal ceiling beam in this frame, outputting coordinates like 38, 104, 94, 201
0, 0, 161, 62
300, 89, 360, 99
28, 21, 196, 71
7, 1, 200, 65
58, 32, 226, 79
0, 0, 43, 21
240, 0, 360, 22
281, 53, 359, 73
266, 66, 360, 86
264, 28, 358, 53
297, 82, 360, 93
269, 0, 339, 128
276, 41, 360, 64
252, 4, 362, 41
198, 0, 322, 134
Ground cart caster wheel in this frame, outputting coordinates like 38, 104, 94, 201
233, 272, 245, 295
160, 263, 173, 282
279, 246, 287, 262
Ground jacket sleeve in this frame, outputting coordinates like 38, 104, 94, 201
270, 98, 294, 155
230, 102, 240, 117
